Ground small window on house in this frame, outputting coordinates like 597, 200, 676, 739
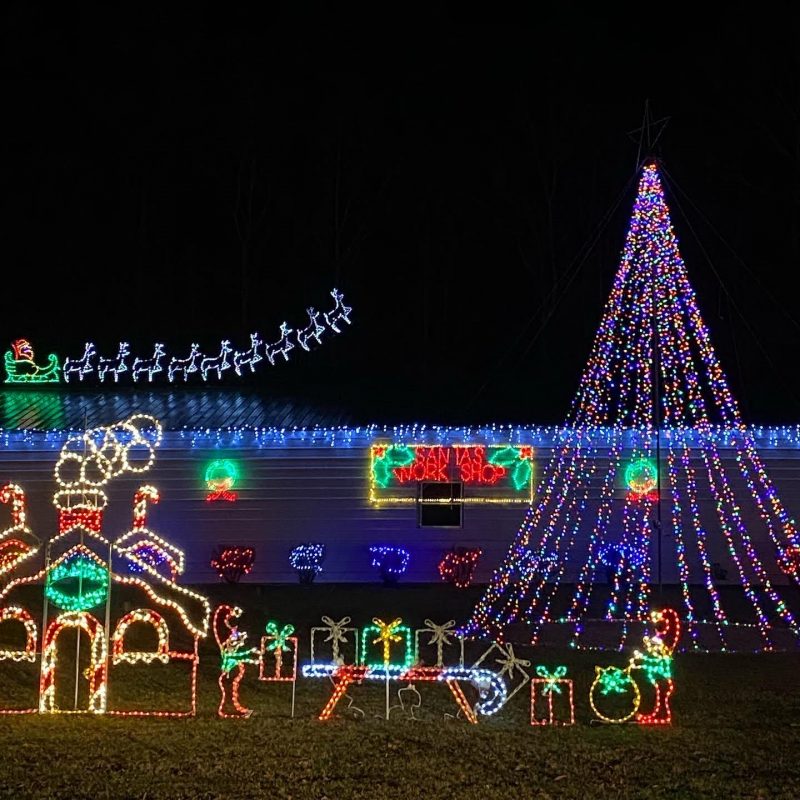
418, 482, 463, 528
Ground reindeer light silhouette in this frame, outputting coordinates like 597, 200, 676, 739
265, 323, 295, 365
323, 288, 352, 333
168, 343, 201, 383
233, 333, 263, 376
63, 342, 97, 382
201, 340, 232, 381
296, 308, 326, 352
132, 343, 166, 383
97, 342, 131, 383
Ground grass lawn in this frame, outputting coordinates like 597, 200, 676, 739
1, 585, 799, 799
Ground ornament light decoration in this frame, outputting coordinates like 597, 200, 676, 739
462, 162, 800, 652
625, 458, 658, 496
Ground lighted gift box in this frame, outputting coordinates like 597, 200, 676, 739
310, 616, 359, 665
258, 622, 298, 682
360, 618, 413, 669
530, 666, 575, 726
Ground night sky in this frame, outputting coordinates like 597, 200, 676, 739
3, 9, 800, 424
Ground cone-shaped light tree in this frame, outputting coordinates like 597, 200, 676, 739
463, 163, 800, 652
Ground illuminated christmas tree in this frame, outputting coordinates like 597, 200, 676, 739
463, 162, 800, 652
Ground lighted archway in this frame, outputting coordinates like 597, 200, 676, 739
112, 609, 170, 664
40, 611, 107, 714
0, 606, 37, 662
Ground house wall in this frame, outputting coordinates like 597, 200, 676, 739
2, 430, 800, 585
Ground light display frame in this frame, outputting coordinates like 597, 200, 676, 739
369, 443, 535, 505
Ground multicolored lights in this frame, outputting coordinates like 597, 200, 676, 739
462, 162, 800, 653
369, 444, 535, 505
625, 458, 658, 496
0, 414, 211, 717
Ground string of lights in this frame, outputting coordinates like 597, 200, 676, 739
3, 289, 352, 385
461, 163, 800, 652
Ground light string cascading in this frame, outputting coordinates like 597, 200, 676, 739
463, 162, 800, 652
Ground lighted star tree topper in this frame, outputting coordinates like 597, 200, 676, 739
463, 162, 800, 652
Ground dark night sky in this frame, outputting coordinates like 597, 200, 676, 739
3, 8, 800, 424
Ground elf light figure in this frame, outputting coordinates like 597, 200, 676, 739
632, 607, 680, 725
214, 605, 259, 718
